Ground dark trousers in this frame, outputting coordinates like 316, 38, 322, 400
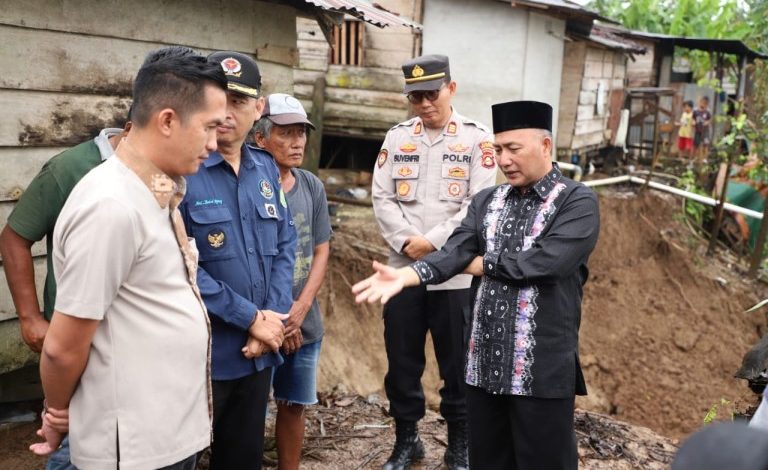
465, 385, 577, 470
383, 286, 470, 423
210, 367, 273, 470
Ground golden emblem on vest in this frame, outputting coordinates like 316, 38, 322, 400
208, 230, 225, 249
447, 182, 462, 197
412, 65, 424, 78
479, 141, 495, 150
400, 143, 418, 153
397, 166, 414, 177
448, 167, 467, 178
448, 143, 470, 153
398, 181, 411, 197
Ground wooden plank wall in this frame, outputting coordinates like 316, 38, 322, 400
0, 0, 300, 328
557, 42, 628, 152
626, 39, 658, 87
294, 0, 419, 139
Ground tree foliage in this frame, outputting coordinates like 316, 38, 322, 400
588, 0, 767, 52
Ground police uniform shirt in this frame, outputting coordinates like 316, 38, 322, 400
372, 108, 497, 290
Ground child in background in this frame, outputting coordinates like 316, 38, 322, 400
694, 96, 713, 161
677, 100, 695, 159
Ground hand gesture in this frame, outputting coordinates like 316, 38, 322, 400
284, 300, 310, 338
247, 310, 289, 353
352, 261, 407, 304
242, 336, 267, 359
29, 407, 68, 456
282, 329, 303, 355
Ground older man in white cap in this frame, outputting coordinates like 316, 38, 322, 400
253, 94, 332, 470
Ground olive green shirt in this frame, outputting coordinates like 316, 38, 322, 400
7, 130, 117, 320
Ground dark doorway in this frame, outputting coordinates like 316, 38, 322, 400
320, 135, 384, 171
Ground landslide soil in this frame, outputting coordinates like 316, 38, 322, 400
318, 189, 768, 440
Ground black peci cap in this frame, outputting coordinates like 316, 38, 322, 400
208, 51, 262, 98
491, 101, 553, 134
402, 54, 451, 93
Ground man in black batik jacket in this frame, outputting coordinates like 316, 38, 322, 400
353, 100, 600, 470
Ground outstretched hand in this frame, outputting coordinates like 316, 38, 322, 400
352, 261, 411, 304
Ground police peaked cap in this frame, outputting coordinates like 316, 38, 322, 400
208, 51, 262, 98
491, 101, 553, 133
402, 54, 450, 93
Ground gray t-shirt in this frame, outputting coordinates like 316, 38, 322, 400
286, 168, 332, 344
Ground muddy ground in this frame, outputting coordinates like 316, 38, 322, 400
2, 188, 767, 469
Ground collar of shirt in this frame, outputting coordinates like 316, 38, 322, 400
509, 164, 563, 201
411, 106, 462, 137
95, 127, 124, 161
202, 146, 258, 172
116, 138, 186, 210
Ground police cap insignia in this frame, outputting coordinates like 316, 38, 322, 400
220, 57, 242, 77
412, 65, 424, 78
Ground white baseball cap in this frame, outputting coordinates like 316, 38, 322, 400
263, 93, 316, 129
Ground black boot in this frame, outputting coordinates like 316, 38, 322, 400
444, 420, 469, 470
382, 420, 425, 470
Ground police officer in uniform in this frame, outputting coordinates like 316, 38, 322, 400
372, 54, 497, 470
179, 51, 296, 470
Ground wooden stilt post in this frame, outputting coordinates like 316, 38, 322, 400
304, 76, 326, 176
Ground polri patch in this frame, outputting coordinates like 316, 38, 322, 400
259, 179, 274, 199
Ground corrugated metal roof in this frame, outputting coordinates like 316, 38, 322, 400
303, 0, 421, 30
509, 0, 617, 25
598, 23, 767, 60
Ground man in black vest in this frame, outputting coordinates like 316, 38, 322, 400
354, 101, 600, 469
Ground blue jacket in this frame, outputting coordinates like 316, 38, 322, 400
180, 145, 297, 380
